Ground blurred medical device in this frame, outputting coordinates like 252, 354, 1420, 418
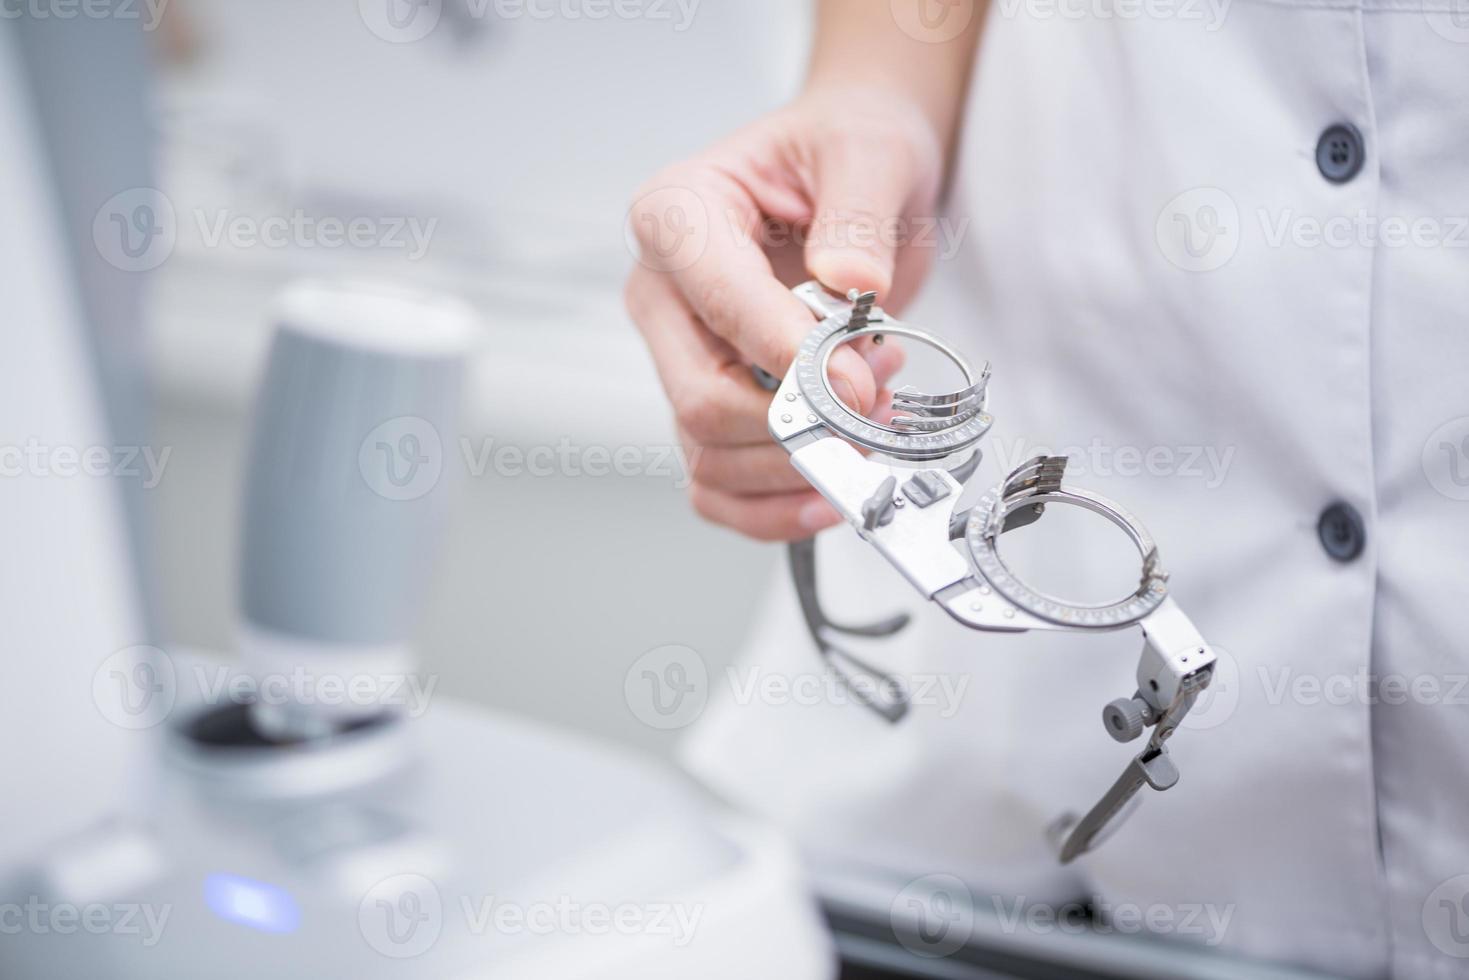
0, 280, 831, 979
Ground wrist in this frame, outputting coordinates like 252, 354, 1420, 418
804, 0, 980, 160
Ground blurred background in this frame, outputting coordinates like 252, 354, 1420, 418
1, 4, 1400, 977
138, 0, 808, 758
0, 7, 858, 974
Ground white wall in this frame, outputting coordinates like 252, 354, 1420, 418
148, 0, 811, 756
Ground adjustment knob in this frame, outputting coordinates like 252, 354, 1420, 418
1102, 697, 1150, 743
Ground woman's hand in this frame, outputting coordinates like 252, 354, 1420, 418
624, 86, 948, 541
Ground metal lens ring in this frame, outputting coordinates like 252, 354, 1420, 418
794, 316, 993, 461
964, 486, 1169, 627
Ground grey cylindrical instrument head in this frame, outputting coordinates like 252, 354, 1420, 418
237, 280, 477, 734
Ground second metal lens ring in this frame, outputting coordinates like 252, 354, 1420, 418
964, 486, 1169, 627
795, 317, 993, 460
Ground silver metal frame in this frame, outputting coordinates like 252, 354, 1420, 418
765, 282, 1217, 864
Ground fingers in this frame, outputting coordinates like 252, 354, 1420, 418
688, 484, 842, 542
625, 162, 918, 543
630, 169, 879, 417
681, 433, 810, 495
805, 131, 917, 301
625, 267, 777, 445
860, 341, 906, 392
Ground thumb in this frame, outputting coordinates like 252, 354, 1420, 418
804, 135, 912, 302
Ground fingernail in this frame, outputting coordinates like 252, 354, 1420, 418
833, 378, 860, 411
799, 499, 841, 531
811, 253, 890, 296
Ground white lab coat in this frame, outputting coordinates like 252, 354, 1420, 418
684, 4, 1469, 977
